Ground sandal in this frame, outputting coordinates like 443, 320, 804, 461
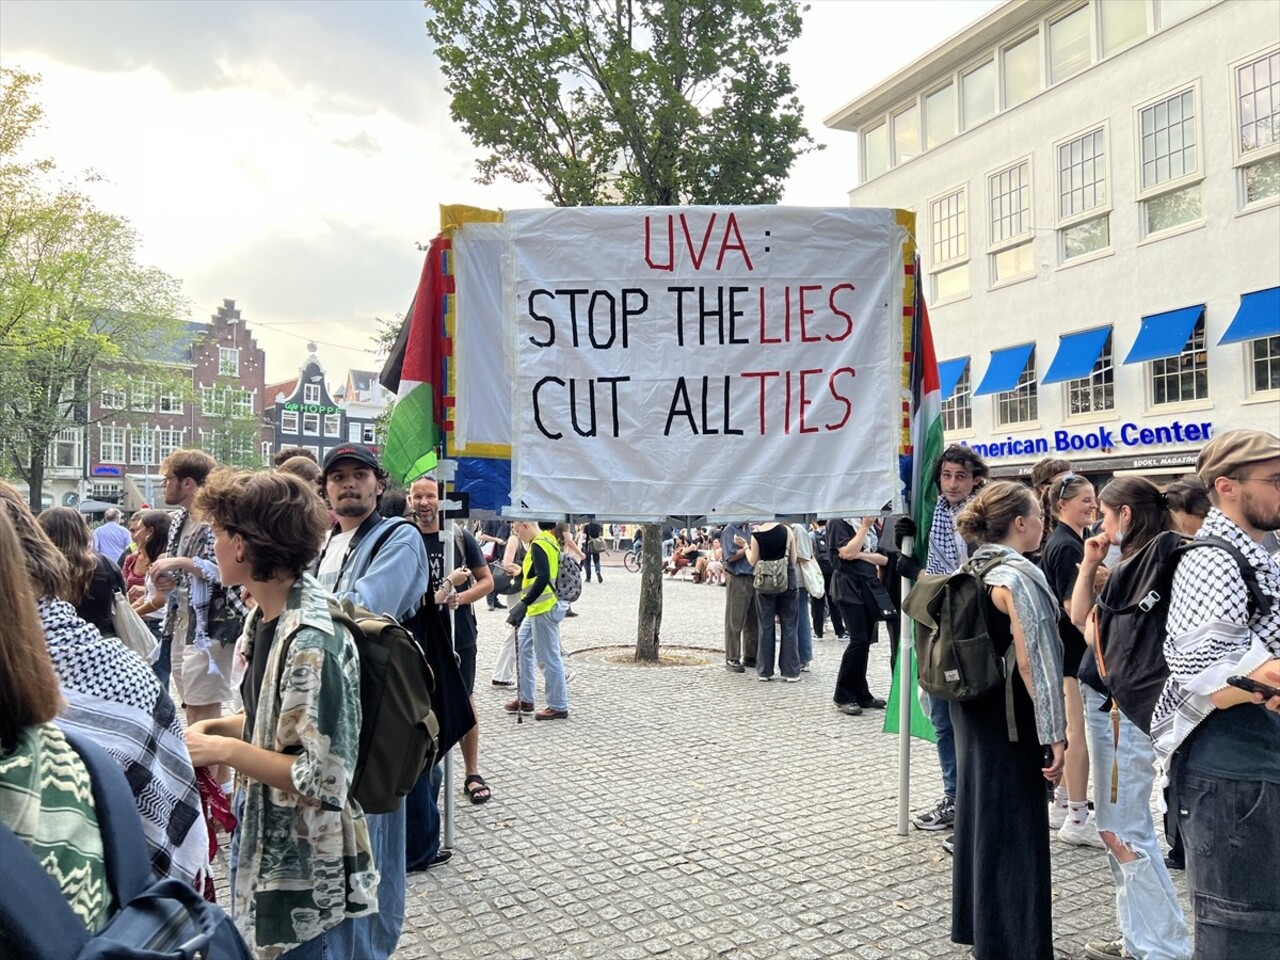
464, 774, 491, 804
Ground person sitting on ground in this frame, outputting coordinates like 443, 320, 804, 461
184, 469, 378, 957
38, 506, 126, 637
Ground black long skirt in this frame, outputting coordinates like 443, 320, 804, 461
950, 670, 1054, 960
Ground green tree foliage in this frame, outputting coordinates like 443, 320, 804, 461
0, 68, 186, 508
426, 0, 816, 206
426, 0, 815, 658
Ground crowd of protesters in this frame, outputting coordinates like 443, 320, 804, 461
3, 427, 1276, 960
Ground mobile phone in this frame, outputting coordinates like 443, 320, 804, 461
1227, 675, 1280, 700
1042, 745, 1055, 768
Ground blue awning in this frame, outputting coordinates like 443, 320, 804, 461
1123, 305, 1204, 364
974, 343, 1035, 396
938, 358, 969, 401
1219, 287, 1280, 345
1042, 327, 1112, 385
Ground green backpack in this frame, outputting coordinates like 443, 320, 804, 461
902, 554, 1020, 739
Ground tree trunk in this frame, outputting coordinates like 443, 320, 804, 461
26, 448, 46, 512
635, 522, 663, 661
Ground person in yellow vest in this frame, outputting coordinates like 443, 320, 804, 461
504, 521, 569, 720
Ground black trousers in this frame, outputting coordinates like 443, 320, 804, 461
832, 599, 876, 706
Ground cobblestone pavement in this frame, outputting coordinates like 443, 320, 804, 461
397, 562, 1189, 959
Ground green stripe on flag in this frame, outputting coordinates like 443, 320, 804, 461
383, 383, 440, 486
882, 642, 938, 741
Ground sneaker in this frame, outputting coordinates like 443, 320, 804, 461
836, 702, 863, 716
858, 697, 887, 709
1049, 800, 1069, 830
801, 661, 812, 672
911, 795, 956, 831
491, 679, 515, 687
1058, 812, 1106, 848
838, 634, 850, 643
1083, 939, 1131, 960
725, 660, 745, 673
757, 675, 772, 682
782, 675, 801, 683
1164, 851, 1185, 871
941, 836, 954, 855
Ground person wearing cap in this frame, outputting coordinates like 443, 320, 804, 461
311, 443, 429, 960
1151, 428, 1280, 959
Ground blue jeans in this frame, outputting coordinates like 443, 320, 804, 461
1082, 686, 1191, 959
328, 806, 405, 960
795, 590, 813, 666
404, 762, 443, 871
585, 551, 603, 580
930, 694, 957, 800
517, 609, 568, 711
152, 626, 172, 687
755, 586, 799, 679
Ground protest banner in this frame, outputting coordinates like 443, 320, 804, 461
504, 206, 912, 519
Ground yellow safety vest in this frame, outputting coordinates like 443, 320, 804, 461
521, 531, 560, 616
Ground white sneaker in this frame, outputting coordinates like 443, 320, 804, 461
1058, 812, 1105, 848
1048, 800, 1069, 830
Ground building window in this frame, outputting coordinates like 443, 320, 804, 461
281, 410, 299, 434
1138, 87, 1201, 235
157, 429, 183, 461
988, 159, 1034, 284
304, 445, 320, 461
1002, 32, 1040, 110
219, 347, 240, 377
261, 441, 273, 466
1098, 0, 1147, 58
1057, 127, 1110, 260
1066, 333, 1115, 416
303, 412, 320, 435
893, 103, 920, 165
863, 122, 888, 181
158, 388, 183, 415
361, 424, 377, 444
91, 481, 122, 502
50, 428, 81, 470
1250, 336, 1280, 393
1049, 6, 1091, 85
201, 430, 219, 456
99, 425, 126, 463
304, 383, 321, 404
929, 187, 969, 302
130, 427, 155, 466
1236, 50, 1280, 207
348, 422, 362, 442
130, 380, 155, 412
1151, 315, 1209, 405
1158, 0, 1212, 28
323, 414, 341, 438
962, 60, 996, 129
201, 385, 225, 417
99, 381, 126, 410
232, 389, 253, 418
942, 363, 972, 433
924, 83, 956, 150
996, 348, 1037, 425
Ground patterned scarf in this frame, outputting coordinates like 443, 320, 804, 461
926, 493, 973, 575
39, 597, 210, 891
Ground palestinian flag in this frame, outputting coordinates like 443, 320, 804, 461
380, 235, 450, 486
883, 273, 943, 742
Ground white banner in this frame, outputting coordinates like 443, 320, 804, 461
507, 206, 908, 519
452, 221, 510, 450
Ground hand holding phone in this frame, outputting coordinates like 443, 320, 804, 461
1227, 675, 1280, 701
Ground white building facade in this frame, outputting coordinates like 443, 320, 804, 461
828, 0, 1280, 480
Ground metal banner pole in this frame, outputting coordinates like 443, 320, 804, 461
896, 536, 915, 836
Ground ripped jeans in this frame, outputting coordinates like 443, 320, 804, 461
1082, 685, 1192, 960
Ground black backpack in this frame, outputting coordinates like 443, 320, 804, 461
1094, 531, 1271, 734
812, 526, 832, 573
0, 731, 252, 960
902, 554, 1021, 739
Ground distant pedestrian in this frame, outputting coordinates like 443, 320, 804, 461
91, 506, 132, 562
506, 521, 570, 720
720, 521, 758, 673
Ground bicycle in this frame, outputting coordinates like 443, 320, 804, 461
623, 545, 643, 573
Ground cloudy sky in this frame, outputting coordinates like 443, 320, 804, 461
1, 0, 997, 384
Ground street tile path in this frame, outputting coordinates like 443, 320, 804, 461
393, 560, 1188, 959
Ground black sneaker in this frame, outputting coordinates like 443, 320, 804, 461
725, 660, 745, 673
911, 795, 956, 831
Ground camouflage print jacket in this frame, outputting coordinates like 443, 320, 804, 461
232, 574, 378, 959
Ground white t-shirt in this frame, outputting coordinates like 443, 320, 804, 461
317, 529, 357, 592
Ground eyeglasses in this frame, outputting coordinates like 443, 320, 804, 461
1231, 475, 1280, 492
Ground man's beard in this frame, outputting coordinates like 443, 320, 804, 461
1241, 488, 1280, 533
335, 497, 368, 517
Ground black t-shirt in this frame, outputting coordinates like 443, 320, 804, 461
421, 527, 487, 650
241, 615, 280, 741
1039, 522, 1095, 681
77, 554, 125, 635
1183, 702, 1280, 783
753, 524, 790, 561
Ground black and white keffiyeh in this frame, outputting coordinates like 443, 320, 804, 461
39, 598, 210, 889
